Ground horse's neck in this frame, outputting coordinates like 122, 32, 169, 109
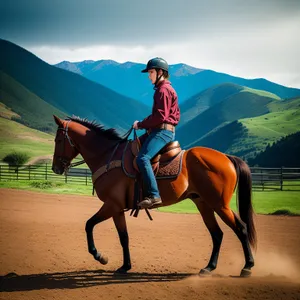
71, 128, 113, 173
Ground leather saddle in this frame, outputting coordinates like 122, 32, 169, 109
122, 133, 184, 180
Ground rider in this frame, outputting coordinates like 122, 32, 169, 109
133, 57, 180, 209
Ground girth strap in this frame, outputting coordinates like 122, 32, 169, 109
92, 160, 122, 184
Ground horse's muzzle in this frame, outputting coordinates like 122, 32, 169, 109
52, 164, 64, 175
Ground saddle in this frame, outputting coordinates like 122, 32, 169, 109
122, 133, 184, 179
91, 132, 185, 219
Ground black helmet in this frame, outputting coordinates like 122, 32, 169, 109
141, 57, 169, 73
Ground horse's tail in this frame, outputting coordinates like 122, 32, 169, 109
227, 155, 257, 249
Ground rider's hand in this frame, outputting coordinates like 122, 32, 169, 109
133, 120, 139, 130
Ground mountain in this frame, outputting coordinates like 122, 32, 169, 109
185, 97, 300, 159
176, 83, 281, 147
55, 60, 300, 105
247, 131, 300, 167
173, 70, 300, 102
0, 39, 149, 133
178, 83, 280, 126
0, 70, 66, 133
179, 83, 245, 125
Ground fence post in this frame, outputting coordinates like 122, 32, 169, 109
65, 173, 67, 183
45, 163, 48, 180
86, 169, 88, 186
29, 165, 31, 180
16, 165, 19, 181
0, 165, 1, 181
260, 168, 264, 191
280, 166, 283, 191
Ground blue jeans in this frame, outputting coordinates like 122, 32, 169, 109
136, 129, 175, 198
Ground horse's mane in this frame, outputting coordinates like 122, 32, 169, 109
68, 116, 123, 141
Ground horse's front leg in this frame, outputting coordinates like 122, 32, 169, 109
113, 211, 131, 273
85, 202, 116, 265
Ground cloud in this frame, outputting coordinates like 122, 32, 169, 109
1, 0, 299, 46
1, 0, 300, 87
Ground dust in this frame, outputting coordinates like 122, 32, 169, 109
254, 251, 300, 282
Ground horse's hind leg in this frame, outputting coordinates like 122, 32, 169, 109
193, 199, 223, 276
214, 205, 254, 277
113, 211, 131, 273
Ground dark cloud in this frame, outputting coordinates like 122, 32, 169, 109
0, 0, 299, 47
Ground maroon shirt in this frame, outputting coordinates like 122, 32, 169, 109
138, 80, 180, 129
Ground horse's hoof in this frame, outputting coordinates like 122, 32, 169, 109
199, 268, 212, 277
99, 254, 108, 265
115, 266, 131, 274
240, 268, 251, 277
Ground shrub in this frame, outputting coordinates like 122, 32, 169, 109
29, 181, 64, 189
3, 151, 30, 166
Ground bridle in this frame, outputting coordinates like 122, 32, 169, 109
54, 120, 135, 173
55, 120, 81, 172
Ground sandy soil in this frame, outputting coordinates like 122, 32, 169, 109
0, 188, 299, 300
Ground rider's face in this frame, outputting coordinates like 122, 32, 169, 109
148, 69, 157, 84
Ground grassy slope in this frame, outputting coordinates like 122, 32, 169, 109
228, 97, 300, 157
0, 70, 66, 133
0, 39, 148, 133
186, 97, 300, 158
179, 83, 244, 125
0, 102, 20, 119
177, 87, 278, 148
179, 84, 280, 128
240, 105, 300, 153
0, 116, 54, 160
242, 86, 281, 99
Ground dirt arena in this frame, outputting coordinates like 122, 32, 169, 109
0, 188, 300, 300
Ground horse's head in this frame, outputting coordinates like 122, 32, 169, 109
52, 115, 79, 174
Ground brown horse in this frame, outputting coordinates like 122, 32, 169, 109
52, 115, 256, 277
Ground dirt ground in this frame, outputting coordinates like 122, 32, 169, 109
0, 188, 300, 300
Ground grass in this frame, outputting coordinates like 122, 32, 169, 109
0, 180, 299, 215
159, 190, 300, 215
0, 117, 54, 160
242, 109, 300, 140
0, 180, 94, 196
0, 102, 20, 119
225, 102, 300, 158
242, 87, 281, 99
1, 70, 66, 133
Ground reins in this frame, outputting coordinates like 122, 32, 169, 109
61, 124, 136, 170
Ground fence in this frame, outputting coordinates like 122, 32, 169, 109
251, 167, 300, 191
0, 164, 92, 185
0, 164, 300, 191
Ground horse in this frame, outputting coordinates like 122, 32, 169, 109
52, 115, 256, 277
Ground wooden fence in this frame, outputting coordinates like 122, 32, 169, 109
0, 164, 92, 185
0, 164, 300, 191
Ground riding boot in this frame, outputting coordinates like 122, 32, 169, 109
138, 196, 162, 209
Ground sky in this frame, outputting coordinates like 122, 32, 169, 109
1, 0, 300, 88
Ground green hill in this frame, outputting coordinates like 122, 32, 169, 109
179, 83, 281, 127
179, 83, 244, 125
0, 115, 54, 161
0, 39, 149, 133
176, 84, 280, 147
187, 97, 300, 159
0, 70, 66, 133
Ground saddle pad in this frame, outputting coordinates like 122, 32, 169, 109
122, 140, 185, 180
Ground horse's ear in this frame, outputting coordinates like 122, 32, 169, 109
53, 115, 62, 126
